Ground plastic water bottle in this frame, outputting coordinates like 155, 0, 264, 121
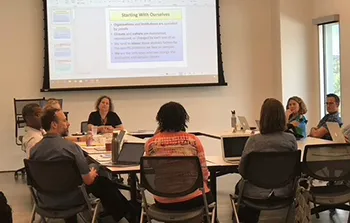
231, 110, 237, 132
111, 132, 119, 164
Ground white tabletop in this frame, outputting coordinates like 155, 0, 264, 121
297, 137, 334, 149
80, 133, 337, 173
88, 153, 233, 173
297, 137, 336, 157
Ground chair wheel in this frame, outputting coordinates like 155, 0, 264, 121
315, 213, 320, 219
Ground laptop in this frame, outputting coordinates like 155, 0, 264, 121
238, 116, 250, 131
327, 122, 346, 143
97, 142, 145, 166
114, 142, 145, 165
221, 134, 249, 162
116, 130, 126, 147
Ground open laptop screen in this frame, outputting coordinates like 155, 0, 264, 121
118, 142, 145, 163
222, 136, 249, 158
116, 130, 126, 144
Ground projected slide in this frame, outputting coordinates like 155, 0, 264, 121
45, 0, 221, 89
107, 8, 186, 69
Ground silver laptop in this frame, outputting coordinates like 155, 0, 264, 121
327, 122, 346, 143
221, 134, 249, 162
238, 116, 250, 131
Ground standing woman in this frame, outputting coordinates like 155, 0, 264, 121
87, 96, 124, 133
286, 96, 308, 138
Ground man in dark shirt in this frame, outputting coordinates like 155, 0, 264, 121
30, 108, 135, 223
310, 93, 343, 140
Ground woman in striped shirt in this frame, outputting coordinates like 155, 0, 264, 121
145, 101, 212, 210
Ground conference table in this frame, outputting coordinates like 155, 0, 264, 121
78, 133, 236, 205
77, 131, 335, 207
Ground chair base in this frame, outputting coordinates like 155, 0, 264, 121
14, 167, 26, 178
310, 185, 350, 216
230, 193, 294, 223
142, 203, 216, 223
311, 204, 350, 215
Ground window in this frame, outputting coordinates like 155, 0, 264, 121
318, 22, 340, 116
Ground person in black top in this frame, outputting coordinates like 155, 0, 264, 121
87, 96, 124, 133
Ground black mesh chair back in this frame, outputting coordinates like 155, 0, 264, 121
140, 156, 203, 198
244, 150, 301, 189
24, 159, 102, 222
230, 151, 301, 222
14, 98, 44, 116
303, 143, 350, 181
24, 159, 83, 194
81, 121, 89, 134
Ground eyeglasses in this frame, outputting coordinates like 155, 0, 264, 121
325, 102, 336, 105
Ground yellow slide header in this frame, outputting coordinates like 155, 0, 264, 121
109, 10, 182, 21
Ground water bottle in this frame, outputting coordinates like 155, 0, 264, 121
231, 110, 237, 132
111, 132, 119, 164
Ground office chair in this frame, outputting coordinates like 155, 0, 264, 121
230, 151, 301, 223
24, 159, 101, 223
303, 143, 350, 217
81, 121, 89, 134
139, 156, 216, 223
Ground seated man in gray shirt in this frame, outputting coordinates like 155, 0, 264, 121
309, 93, 343, 140
30, 108, 136, 223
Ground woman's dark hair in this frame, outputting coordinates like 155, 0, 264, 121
95, 95, 114, 112
286, 96, 308, 115
156, 102, 189, 132
41, 108, 60, 131
260, 98, 286, 134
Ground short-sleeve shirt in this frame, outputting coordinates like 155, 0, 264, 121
29, 134, 90, 209
22, 126, 44, 157
87, 111, 122, 128
317, 112, 343, 140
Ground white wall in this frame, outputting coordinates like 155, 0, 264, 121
0, 0, 279, 171
312, 0, 350, 124
279, 0, 318, 128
